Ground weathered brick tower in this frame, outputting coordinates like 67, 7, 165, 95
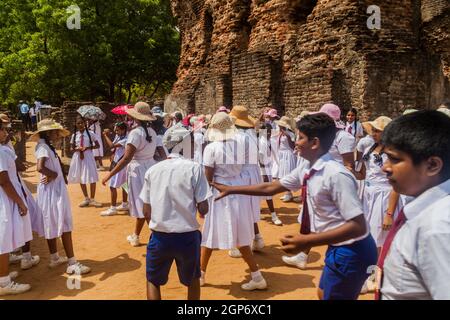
165, 0, 449, 120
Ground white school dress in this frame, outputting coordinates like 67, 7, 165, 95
0, 145, 33, 254
270, 135, 280, 178
258, 135, 272, 177
236, 129, 263, 223
127, 126, 158, 218
193, 130, 205, 164
89, 121, 104, 158
109, 135, 128, 189
67, 130, 99, 184
328, 129, 356, 165
345, 121, 364, 141
355, 135, 375, 199
201, 139, 254, 249
35, 140, 73, 239
361, 147, 402, 247
276, 131, 296, 178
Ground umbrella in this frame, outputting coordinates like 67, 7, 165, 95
111, 104, 134, 115
77, 105, 106, 121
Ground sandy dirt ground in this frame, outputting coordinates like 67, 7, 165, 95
3, 141, 373, 300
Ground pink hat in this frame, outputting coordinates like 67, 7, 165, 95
217, 106, 230, 113
313, 103, 345, 129
264, 108, 279, 118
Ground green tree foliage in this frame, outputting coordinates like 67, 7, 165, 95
0, 0, 180, 108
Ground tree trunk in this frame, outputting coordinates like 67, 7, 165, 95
149, 80, 160, 100
127, 85, 133, 104
109, 81, 115, 102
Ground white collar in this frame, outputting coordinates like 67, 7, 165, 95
403, 179, 450, 221
168, 153, 184, 159
309, 153, 333, 172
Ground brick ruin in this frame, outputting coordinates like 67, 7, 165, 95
165, 0, 450, 120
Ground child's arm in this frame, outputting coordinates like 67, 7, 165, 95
155, 146, 167, 161
37, 157, 57, 185
212, 180, 289, 199
102, 144, 136, 185
0, 171, 27, 216
352, 161, 366, 180
143, 203, 151, 221
280, 214, 367, 254
197, 200, 209, 218
383, 190, 400, 231
341, 152, 355, 171
102, 130, 114, 149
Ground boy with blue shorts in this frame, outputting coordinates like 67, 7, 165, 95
213, 113, 378, 299
377, 110, 450, 299
140, 126, 210, 300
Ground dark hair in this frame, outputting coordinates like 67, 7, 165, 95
72, 115, 93, 147
150, 116, 166, 136
347, 108, 358, 117
174, 112, 183, 122
114, 122, 128, 132
139, 120, 153, 143
347, 108, 358, 137
297, 113, 337, 153
39, 131, 68, 184
382, 110, 450, 179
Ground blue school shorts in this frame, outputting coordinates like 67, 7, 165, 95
319, 235, 377, 300
146, 230, 201, 287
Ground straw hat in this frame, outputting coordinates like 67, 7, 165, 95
205, 112, 237, 142
28, 119, 70, 142
275, 116, 296, 132
295, 110, 310, 121
229, 105, 256, 128
162, 125, 192, 151
362, 116, 392, 135
437, 106, 450, 117
126, 102, 156, 122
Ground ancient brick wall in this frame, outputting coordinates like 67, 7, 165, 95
167, 0, 450, 120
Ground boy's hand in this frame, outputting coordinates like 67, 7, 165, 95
211, 182, 230, 201
383, 214, 393, 231
17, 201, 28, 216
280, 234, 310, 254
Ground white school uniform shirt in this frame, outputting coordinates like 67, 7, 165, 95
328, 129, 356, 164
345, 121, 364, 139
139, 153, 211, 233
71, 130, 99, 149
356, 135, 375, 154
203, 139, 243, 178
112, 135, 127, 162
381, 179, 450, 300
126, 126, 158, 161
280, 153, 369, 246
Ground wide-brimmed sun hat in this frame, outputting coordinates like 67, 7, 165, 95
437, 106, 450, 117
229, 105, 256, 128
275, 116, 296, 132
402, 108, 419, 115
126, 102, 156, 122
362, 116, 392, 135
29, 119, 70, 142
162, 125, 192, 151
264, 108, 279, 119
311, 103, 345, 129
205, 112, 238, 142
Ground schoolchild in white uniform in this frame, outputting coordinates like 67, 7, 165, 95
102, 102, 166, 247
31, 119, 91, 276
192, 119, 206, 165
140, 125, 210, 300
150, 114, 169, 162
88, 119, 105, 169
228, 106, 265, 258
316, 104, 356, 171
68, 115, 102, 208
274, 116, 297, 202
258, 122, 282, 226
200, 112, 268, 291
377, 110, 450, 300
352, 117, 402, 294
213, 113, 377, 300
0, 118, 33, 296
100, 122, 129, 216
345, 108, 364, 142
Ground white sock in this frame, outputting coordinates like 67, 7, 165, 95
22, 252, 32, 260
0, 275, 11, 287
251, 270, 263, 282
254, 233, 263, 240
68, 257, 77, 266
271, 212, 278, 218
50, 253, 60, 261
201, 271, 205, 278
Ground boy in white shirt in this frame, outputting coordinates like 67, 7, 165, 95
213, 113, 377, 300
140, 126, 210, 300
377, 110, 450, 300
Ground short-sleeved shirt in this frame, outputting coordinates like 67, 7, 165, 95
328, 130, 356, 164
280, 153, 368, 246
362, 145, 389, 185
356, 135, 375, 153
127, 126, 157, 161
0, 145, 23, 197
345, 121, 364, 139
381, 179, 450, 300
112, 135, 128, 162
139, 153, 211, 233
35, 139, 64, 182
203, 139, 243, 178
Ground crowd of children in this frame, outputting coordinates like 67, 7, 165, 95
0, 101, 449, 300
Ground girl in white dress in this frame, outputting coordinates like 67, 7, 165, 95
102, 102, 166, 247
274, 116, 297, 202
88, 119, 105, 169
200, 112, 267, 291
345, 108, 364, 142
68, 115, 101, 208
100, 122, 129, 216
0, 119, 33, 296
31, 119, 91, 275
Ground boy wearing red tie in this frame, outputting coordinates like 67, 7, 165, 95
213, 113, 377, 300
377, 110, 450, 300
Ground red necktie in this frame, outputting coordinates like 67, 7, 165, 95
348, 126, 352, 134
300, 169, 317, 235
80, 132, 84, 147
374, 209, 407, 300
